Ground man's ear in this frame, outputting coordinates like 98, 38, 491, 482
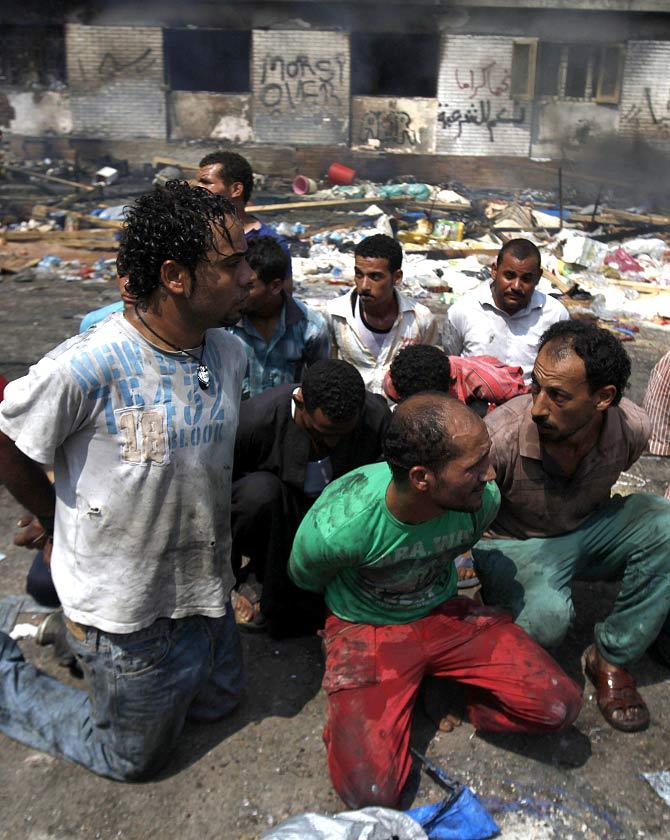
408, 465, 431, 493
595, 384, 617, 412
160, 260, 192, 297
490, 261, 499, 281
269, 277, 284, 297
229, 181, 245, 200
393, 269, 403, 287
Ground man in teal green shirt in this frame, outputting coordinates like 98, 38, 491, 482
289, 392, 581, 809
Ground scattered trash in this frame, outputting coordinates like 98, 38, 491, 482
641, 772, 670, 808
94, 166, 119, 186
326, 162, 356, 186
261, 807, 428, 839
9, 623, 39, 641
293, 175, 318, 196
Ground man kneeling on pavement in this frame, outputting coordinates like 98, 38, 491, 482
289, 392, 581, 809
474, 319, 670, 733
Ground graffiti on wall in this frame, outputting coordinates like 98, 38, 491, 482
437, 99, 525, 142
454, 61, 511, 100
258, 54, 346, 113
621, 87, 670, 136
359, 108, 417, 146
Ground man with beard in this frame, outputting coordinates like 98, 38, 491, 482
290, 393, 581, 808
474, 320, 670, 733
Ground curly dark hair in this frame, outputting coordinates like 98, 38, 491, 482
390, 345, 452, 401
199, 150, 254, 204
354, 234, 403, 273
116, 181, 237, 301
538, 320, 631, 404
246, 236, 289, 285
301, 359, 365, 422
383, 393, 463, 484
497, 238, 541, 272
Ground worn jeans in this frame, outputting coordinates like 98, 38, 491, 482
473, 493, 670, 666
0, 606, 244, 780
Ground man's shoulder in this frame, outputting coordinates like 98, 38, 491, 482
535, 290, 569, 320
240, 382, 293, 421
613, 397, 651, 440
327, 290, 354, 317
310, 463, 389, 536
290, 297, 326, 329
485, 393, 531, 437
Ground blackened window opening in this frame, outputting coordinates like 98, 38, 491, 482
164, 29, 250, 93
0, 25, 65, 87
351, 33, 439, 98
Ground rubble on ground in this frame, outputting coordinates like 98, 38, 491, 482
2, 154, 670, 334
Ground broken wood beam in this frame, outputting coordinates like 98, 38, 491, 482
4, 165, 99, 193
247, 196, 411, 212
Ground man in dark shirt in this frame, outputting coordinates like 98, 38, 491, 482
231, 359, 390, 637
474, 320, 670, 733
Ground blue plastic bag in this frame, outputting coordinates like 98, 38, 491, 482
406, 789, 499, 840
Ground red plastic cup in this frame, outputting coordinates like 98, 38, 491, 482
326, 162, 356, 186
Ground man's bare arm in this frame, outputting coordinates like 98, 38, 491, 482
0, 431, 56, 531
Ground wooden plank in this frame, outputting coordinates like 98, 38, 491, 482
4, 165, 98, 192
610, 279, 670, 295
2, 229, 117, 242
542, 269, 572, 295
247, 196, 410, 213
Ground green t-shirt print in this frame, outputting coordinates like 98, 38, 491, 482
289, 462, 500, 626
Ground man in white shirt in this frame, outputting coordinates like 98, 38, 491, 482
443, 238, 569, 382
326, 234, 439, 395
0, 181, 253, 780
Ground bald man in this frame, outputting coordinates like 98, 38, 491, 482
289, 394, 581, 809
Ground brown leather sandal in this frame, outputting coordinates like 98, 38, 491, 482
584, 644, 650, 733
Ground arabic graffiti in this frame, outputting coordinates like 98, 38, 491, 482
621, 87, 670, 137
437, 99, 526, 142
97, 48, 156, 79
454, 61, 511, 100
258, 53, 346, 114
359, 109, 417, 146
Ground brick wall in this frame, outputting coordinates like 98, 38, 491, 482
619, 40, 670, 150
66, 24, 167, 140
252, 30, 349, 145
436, 35, 531, 157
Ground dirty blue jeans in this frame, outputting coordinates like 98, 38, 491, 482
0, 606, 244, 780
472, 493, 670, 667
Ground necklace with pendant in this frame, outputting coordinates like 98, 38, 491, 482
134, 306, 211, 390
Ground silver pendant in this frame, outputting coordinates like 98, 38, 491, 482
197, 364, 211, 390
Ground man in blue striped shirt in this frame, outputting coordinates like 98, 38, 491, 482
228, 236, 330, 399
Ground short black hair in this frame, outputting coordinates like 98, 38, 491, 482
497, 238, 541, 273
301, 359, 365, 423
117, 181, 237, 302
537, 320, 631, 405
245, 236, 289, 285
199, 151, 254, 203
390, 345, 452, 402
354, 234, 403, 273
383, 393, 460, 485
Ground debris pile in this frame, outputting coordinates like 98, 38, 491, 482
2, 154, 670, 333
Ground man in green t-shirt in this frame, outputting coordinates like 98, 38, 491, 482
289, 392, 582, 809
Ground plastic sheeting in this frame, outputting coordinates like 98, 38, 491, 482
260, 806, 428, 840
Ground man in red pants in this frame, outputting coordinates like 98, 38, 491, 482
289, 392, 582, 809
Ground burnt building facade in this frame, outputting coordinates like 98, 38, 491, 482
2, 0, 670, 164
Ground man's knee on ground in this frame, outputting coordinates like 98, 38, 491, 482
542, 675, 582, 731
329, 757, 404, 810
518, 594, 573, 649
